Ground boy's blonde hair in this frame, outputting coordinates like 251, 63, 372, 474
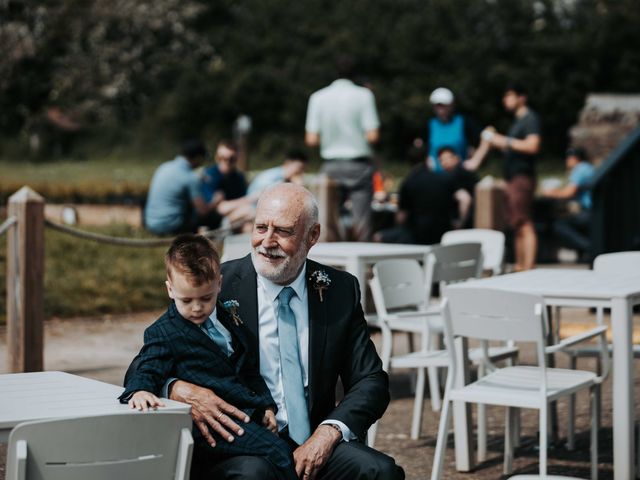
165, 234, 221, 285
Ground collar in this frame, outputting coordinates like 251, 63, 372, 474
331, 78, 355, 87
257, 263, 308, 303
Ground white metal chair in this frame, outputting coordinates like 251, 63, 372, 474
220, 233, 252, 262
441, 228, 506, 275
560, 251, 639, 455
367, 257, 518, 446
431, 287, 609, 480
6, 412, 193, 480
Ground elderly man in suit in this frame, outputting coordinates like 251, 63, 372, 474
169, 183, 404, 480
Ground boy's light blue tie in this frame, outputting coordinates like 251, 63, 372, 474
277, 287, 311, 444
203, 318, 229, 356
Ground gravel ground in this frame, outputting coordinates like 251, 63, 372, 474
1, 307, 637, 479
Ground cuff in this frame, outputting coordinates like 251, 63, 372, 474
320, 420, 357, 443
163, 377, 178, 399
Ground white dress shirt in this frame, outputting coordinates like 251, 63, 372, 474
256, 263, 354, 442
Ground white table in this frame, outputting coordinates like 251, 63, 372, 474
309, 242, 432, 305
448, 268, 640, 479
0, 371, 191, 442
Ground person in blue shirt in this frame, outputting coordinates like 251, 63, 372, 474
423, 87, 481, 172
145, 140, 221, 235
542, 147, 596, 262
201, 140, 248, 228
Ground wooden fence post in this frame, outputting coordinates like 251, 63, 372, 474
7, 186, 45, 372
313, 174, 343, 242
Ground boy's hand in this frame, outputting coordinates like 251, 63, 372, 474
129, 391, 165, 412
262, 407, 278, 434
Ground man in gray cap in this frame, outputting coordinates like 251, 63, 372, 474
423, 87, 481, 171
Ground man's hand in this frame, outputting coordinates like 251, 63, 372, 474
170, 380, 249, 447
293, 425, 342, 480
262, 407, 278, 434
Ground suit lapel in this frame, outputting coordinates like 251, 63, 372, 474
306, 259, 327, 413
227, 256, 260, 354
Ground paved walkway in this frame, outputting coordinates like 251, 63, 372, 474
1, 307, 638, 479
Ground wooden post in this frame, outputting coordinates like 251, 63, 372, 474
7, 186, 45, 372
314, 174, 343, 242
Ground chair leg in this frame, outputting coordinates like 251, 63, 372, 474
540, 404, 548, 477
477, 363, 487, 463
431, 396, 453, 480
504, 407, 515, 475
427, 331, 442, 412
568, 355, 577, 450
590, 386, 599, 480
411, 367, 426, 439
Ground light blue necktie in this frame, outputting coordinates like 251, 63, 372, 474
277, 287, 311, 444
203, 317, 229, 356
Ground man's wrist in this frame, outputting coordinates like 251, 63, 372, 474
320, 423, 343, 443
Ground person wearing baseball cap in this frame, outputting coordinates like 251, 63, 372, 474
423, 87, 481, 172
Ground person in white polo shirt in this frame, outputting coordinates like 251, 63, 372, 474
305, 55, 380, 241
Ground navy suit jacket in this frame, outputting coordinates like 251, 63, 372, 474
121, 301, 275, 416
220, 255, 390, 441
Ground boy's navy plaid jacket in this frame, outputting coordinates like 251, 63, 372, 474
120, 300, 276, 419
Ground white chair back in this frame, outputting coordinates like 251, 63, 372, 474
6, 412, 193, 480
443, 286, 546, 344
593, 251, 640, 275
427, 242, 483, 287
441, 229, 505, 275
371, 259, 427, 313
221, 233, 252, 262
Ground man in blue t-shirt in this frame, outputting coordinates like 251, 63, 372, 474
145, 140, 220, 235
542, 147, 595, 262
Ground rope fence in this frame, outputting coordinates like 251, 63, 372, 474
0, 215, 17, 236
44, 219, 243, 247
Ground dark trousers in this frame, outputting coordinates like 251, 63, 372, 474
193, 440, 404, 480
553, 211, 591, 258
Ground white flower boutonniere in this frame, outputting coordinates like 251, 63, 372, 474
309, 270, 331, 302
222, 300, 243, 326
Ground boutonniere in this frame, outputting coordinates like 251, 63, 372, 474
309, 270, 331, 302
222, 300, 243, 326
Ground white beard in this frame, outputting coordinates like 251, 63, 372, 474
252, 243, 307, 285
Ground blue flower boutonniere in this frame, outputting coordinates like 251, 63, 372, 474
223, 300, 242, 325
309, 270, 331, 302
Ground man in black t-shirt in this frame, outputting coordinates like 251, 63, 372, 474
466, 84, 541, 270
374, 162, 456, 245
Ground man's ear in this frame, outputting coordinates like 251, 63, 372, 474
307, 223, 321, 248
165, 280, 174, 299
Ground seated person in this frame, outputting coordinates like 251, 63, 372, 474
216, 150, 308, 230
542, 147, 595, 262
145, 140, 221, 235
374, 157, 456, 245
120, 234, 296, 480
201, 140, 248, 228
438, 145, 480, 229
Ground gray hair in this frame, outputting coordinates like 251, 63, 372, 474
259, 183, 319, 232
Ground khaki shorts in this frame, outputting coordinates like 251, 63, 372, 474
506, 175, 536, 229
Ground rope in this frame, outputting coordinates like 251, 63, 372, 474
0, 216, 17, 236
44, 219, 239, 247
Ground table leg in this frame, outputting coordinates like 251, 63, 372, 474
453, 337, 475, 471
612, 297, 635, 480
546, 306, 559, 444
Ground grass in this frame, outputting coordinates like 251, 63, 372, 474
0, 224, 168, 324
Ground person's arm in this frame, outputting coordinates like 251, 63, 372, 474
543, 182, 579, 199
305, 131, 320, 147
305, 94, 321, 147
453, 188, 473, 228
293, 276, 389, 478
464, 135, 492, 171
366, 128, 380, 144
489, 132, 541, 155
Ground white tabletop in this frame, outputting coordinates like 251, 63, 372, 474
455, 268, 640, 300
0, 371, 190, 441
310, 242, 431, 261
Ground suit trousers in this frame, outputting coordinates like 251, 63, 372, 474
193, 440, 404, 480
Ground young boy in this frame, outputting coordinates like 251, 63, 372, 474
119, 234, 295, 479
